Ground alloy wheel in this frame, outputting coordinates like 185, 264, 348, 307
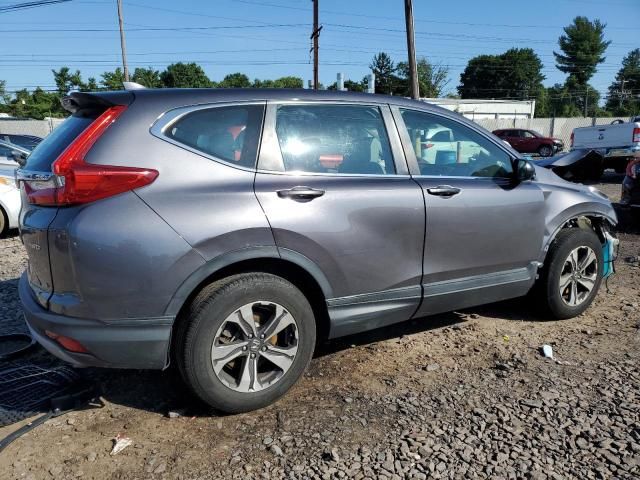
558, 246, 598, 307
211, 301, 299, 393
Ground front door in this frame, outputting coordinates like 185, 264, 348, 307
254, 102, 425, 337
394, 107, 546, 317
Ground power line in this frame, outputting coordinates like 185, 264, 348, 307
0, 22, 309, 32
0, 0, 70, 13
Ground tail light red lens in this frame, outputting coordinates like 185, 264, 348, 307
633, 127, 640, 143
45, 330, 89, 354
25, 105, 158, 206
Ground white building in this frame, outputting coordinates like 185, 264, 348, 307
420, 98, 536, 120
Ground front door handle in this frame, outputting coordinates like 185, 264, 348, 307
277, 186, 325, 200
427, 185, 461, 197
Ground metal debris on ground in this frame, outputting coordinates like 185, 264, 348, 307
541, 344, 554, 359
110, 434, 133, 455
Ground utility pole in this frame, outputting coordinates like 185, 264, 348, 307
584, 86, 588, 118
619, 78, 628, 109
310, 0, 321, 90
404, 0, 419, 99
116, 0, 130, 82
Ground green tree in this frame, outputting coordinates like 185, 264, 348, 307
272, 76, 303, 89
369, 52, 397, 94
52, 67, 87, 95
101, 68, 125, 90
132, 67, 163, 88
459, 48, 544, 100
218, 72, 251, 88
606, 48, 640, 116
554, 16, 610, 86
327, 79, 366, 92
160, 62, 212, 88
396, 57, 449, 97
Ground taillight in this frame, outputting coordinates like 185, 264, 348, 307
570, 131, 574, 147
633, 127, 640, 143
45, 330, 89, 354
25, 105, 158, 206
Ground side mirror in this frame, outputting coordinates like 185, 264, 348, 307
10, 150, 27, 167
516, 159, 536, 182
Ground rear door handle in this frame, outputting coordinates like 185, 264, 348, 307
277, 186, 325, 200
427, 185, 461, 197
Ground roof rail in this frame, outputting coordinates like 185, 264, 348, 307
123, 82, 146, 91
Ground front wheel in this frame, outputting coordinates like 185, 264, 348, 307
538, 228, 603, 319
177, 273, 316, 413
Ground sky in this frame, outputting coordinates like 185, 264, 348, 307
1, 0, 639, 98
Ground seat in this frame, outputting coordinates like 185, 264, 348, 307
339, 139, 384, 175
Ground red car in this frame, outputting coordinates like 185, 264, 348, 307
493, 128, 564, 157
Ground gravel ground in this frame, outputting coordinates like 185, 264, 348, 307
0, 175, 639, 480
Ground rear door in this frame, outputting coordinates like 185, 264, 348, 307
254, 102, 425, 337
393, 107, 545, 317
520, 130, 540, 153
17, 111, 103, 307
505, 129, 523, 150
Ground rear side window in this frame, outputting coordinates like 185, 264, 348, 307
166, 105, 264, 169
274, 104, 395, 175
23, 112, 97, 172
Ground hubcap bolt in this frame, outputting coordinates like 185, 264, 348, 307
261, 346, 267, 351
248, 334, 253, 339
242, 346, 247, 351
251, 353, 256, 358
260, 334, 265, 339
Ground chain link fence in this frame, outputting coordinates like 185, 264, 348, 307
1, 116, 636, 153
474, 117, 632, 151
0, 118, 65, 139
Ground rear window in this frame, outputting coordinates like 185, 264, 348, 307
165, 105, 264, 169
23, 112, 97, 172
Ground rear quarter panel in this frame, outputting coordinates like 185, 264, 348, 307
86, 95, 275, 262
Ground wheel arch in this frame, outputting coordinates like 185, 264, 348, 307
540, 211, 616, 265
166, 247, 333, 355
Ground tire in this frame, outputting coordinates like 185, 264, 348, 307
176, 273, 316, 413
0, 207, 6, 237
537, 228, 603, 319
590, 164, 605, 182
538, 145, 553, 157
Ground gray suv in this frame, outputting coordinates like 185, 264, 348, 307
17, 89, 618, 413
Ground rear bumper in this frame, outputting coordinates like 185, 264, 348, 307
19, 272, 173, 369
603, 145, 640, 157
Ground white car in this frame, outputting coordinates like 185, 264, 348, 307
0, 167, 20, 235
0, 140, 27, 235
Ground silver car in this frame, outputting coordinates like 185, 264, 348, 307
17, 88, 618, 412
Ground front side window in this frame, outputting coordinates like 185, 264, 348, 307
400, 109, 513, 178
522, 130, 537, 138
274, 104, 395, 175
166, 105, 264, 169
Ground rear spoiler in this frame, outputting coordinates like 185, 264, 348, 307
61, 91, 134, 114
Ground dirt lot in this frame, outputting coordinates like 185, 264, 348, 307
1, 174, 639, 480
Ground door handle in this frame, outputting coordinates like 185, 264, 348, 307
277, 186, 325, 200
427, 185, 461, 197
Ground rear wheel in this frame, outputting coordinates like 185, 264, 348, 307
538, 145, 553, 157
538, 228, 603, 319
177, 273, 316, 413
